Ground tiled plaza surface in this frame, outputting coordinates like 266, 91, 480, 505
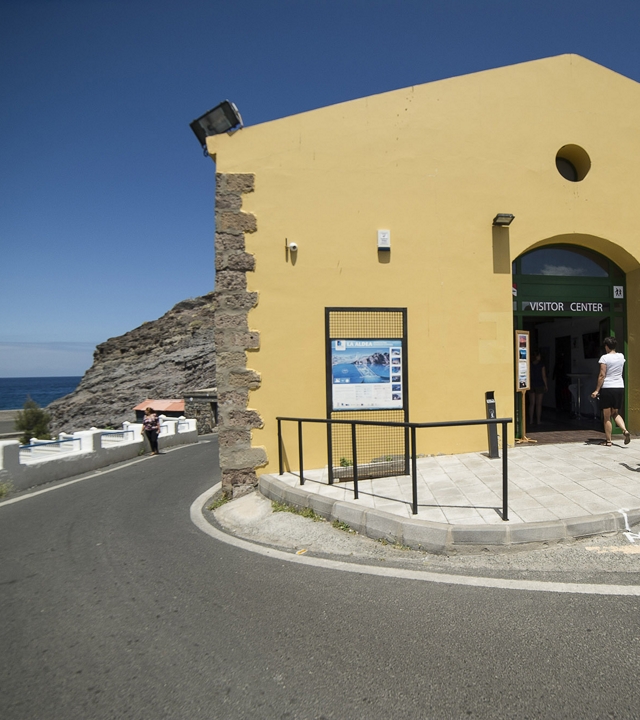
275, 436, 640, 526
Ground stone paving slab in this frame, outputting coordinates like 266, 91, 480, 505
260, 440, 640, 553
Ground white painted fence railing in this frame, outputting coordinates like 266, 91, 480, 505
1, 416, 198, 492
100, 429, 136, 446
19, 437, 83, 461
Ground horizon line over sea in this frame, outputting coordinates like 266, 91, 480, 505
0, 376, 82, 411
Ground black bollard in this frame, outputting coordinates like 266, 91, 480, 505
485, 391, 499, 459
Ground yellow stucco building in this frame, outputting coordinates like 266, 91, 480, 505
207, 54, 640, 493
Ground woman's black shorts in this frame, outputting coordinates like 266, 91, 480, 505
599, 387, 624, 410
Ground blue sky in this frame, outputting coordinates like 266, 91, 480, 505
2, 0, 640, 376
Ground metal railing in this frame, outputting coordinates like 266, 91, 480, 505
277, 416, 512, 519
101, 429, 135, 445
19, 437, 82, 457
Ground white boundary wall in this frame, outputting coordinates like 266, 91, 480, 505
0, 417, 198, 492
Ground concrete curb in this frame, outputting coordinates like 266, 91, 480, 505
258, 473, 640, 554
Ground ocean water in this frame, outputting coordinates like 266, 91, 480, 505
0, 377, 82, 410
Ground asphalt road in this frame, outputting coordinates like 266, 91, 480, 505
2, 438, 640, 719
0, 409, 19, 436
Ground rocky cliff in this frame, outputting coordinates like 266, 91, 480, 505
48, 293, 217, 434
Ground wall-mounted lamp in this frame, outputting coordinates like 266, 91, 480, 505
285, 239, 298, 252
492, 213, 515, 227
189, 100, 243, 153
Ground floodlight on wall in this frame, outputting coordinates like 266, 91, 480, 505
190, 100, 243, 153
492, 213, 515, 227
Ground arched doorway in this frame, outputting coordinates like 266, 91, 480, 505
513, 244, 626, 435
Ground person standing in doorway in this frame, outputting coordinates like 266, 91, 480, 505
528, 351, 548, 426
591, 337, 631, 446
142, 406, 161, 455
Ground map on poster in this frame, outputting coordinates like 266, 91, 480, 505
331, 339, 403, 410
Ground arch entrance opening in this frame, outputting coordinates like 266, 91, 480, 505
513, 244, 626, 435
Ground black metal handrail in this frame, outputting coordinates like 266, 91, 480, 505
276, 416, 512, 519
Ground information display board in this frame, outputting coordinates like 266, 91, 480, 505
515, 330, 530, 391
331, 339, 403, 411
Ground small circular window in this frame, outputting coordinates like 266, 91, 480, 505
556, 144, 591, 182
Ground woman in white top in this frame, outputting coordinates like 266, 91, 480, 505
591, 336, 631, 446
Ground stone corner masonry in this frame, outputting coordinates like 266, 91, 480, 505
214, 172, 267, 495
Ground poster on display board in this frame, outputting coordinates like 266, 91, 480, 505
515, 330, 530, 391
331, 339, 403, 411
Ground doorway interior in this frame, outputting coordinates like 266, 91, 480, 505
513, 244, 626, 436
521, 314, 620, 431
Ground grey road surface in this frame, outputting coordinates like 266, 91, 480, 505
2, 438, 640, 720
0, 409, 19, 435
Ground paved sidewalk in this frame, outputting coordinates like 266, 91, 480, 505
260, 438, 640, 552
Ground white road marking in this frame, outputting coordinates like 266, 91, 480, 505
191, 484, 640, 596
619, 508, 640, 544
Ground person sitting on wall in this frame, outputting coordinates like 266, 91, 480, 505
528, 351, 548, 426
591, 336, 631, 447
142, 406, 161, 455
